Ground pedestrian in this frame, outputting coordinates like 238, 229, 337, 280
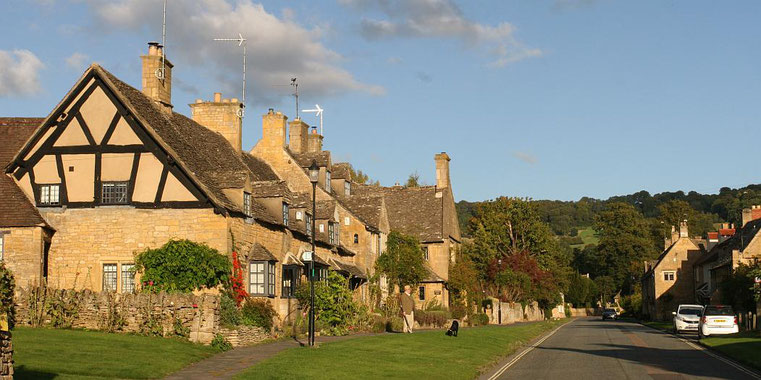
400, 285, 415, 333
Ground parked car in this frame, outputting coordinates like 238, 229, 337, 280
602, 308, 618, 320
698, 305, 739, 338
672, 304, 703, 334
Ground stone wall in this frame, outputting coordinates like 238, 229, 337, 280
569, 307, 600, 317
485, 300, 546, 325
15, 288, 219, 344
217, 325, 270, 347
0, 331, 11, 380
1, 226, 47, 289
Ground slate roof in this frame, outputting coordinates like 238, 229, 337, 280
0, 118, 51, 229
354, 184, 443, 242
331, 163, 351, 180
249, 243, 278, 261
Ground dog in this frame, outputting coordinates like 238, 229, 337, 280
445, 320, 459, 337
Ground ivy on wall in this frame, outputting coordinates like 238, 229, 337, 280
135, 239, 231, 293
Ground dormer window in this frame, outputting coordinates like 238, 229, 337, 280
344, 181, 351, 196
306, 213, 313, 237
325, 171, 332, 193
282, 202, 289, 227
243, 192, 252, 216
329, 222, 335, 244
39, 184, 61, 206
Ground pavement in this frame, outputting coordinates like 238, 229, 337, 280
482, 317, 760, 380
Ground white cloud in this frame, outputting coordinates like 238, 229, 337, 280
0, 49, 45, 97
65, 52, 89, 70
341, 0, 542, 67
83, 0, 384, 105
512, 151, 537, 165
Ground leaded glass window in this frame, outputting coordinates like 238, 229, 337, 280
102, 182, 128, 204
39, 184, 60, 205
121, 264, 135, 293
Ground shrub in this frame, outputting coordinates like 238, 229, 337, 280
371, 316, 387, 333
450, 303, 467, 320
135, 239, 231, 293
295, 271, 362, 329
564, 304, 572, 318
219, 294, 241, 328
470, 313, 490, 326
241, 298, 277, 331
229, 251, 248, 306
0, 263, 14, 329
414, 310, 450, 328
386, 316, 404, 332
620, 293, 642, 318
211, 334, 233, 352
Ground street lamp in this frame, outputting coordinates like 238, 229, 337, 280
308, 160, 319, 347
498, 258, 502, 325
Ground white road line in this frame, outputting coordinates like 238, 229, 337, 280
677, 336, 761, 380
487, 323, 568, 380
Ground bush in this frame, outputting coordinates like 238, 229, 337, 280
470, 313, 490, 326
0, 263, 14, 329
295, 271, 363, 329
135, 239, 231, 293
386, 316, 404, 332
564, 304, 572, 318
371, 316, 387, 333
211, 334, 233, 352
241, 298, 277, 330
219, 294, 241, 328
414, 310, 450, 328
450, 303, 467, 320
620, 293, 642, 318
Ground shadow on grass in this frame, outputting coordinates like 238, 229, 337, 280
14, 365, 58, 380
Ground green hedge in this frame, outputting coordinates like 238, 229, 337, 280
0, 262, 15, 329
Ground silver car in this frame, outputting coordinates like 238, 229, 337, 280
672, 304, 703, 334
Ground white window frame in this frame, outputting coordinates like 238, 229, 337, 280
103, 263, 118, 292
344, 181, 350, 196
121, 263, 136, 294
329, 222, 335, 245
282, 202, 289, 227
306, 214, 313, 237
663, 271, 675, 281
325, 171, 332, 193
243, 192, 252, 216
344, 216, 350, 226
250, 261, 275, 297
39, 184, 61, 206
423, 246, 429, 261
0, 232, 5, 261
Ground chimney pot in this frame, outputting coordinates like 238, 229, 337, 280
268, 108, 274, 114
213, 92, 222, 102
195, 99, 203, 104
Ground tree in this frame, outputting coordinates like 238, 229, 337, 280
565, 272, 596, 307
347, 164, 378, 186
405, 172, 422, 187
0, 262, 15, 329
375, 231, 427, 290
135, 239, 231, 293
595, 276, 615, 307
656, 200, 718, 240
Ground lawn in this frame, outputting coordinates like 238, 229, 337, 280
642, 320, 673, 332
570, 227, 599, 249
701, 331, 761, 371
235, 319, 567, 379
13, 327, 219, 379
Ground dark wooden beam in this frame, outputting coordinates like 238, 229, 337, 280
155, 166, 168, 204
55, 154, 68, 204
99, 112, 121, 147
127, 152, 140, 200
47, 145, 146, 154
75, 113, 97, 146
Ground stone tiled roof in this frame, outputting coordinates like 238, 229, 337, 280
421, 264, 445, 283
338, 195, 384, 231
337, 243, 357, 257
250, 180, 292, 201
354, 184, 443, 242
290, 192, 312, 208
0, 118, 50, 229
249, 243, 278, 261
240, 153, 280, 182
332, 259, 367, 279
290, 150, 331, 168
331, 163, 351, 180
315, 200, 336, 220
697, 219, 761, 269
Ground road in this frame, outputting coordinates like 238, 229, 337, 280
487, 317, 759, 380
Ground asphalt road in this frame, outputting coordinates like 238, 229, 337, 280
487, 317, 759, 380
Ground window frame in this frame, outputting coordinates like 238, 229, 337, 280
663, 271, 676, 281
39, 184, 61, 206
418, 286, 425, 301
306, 213, 313, 237
249, 260, 276, 297
121, 263, 136, 294
422, 246, 429, 261
353, 234, 359, 244
281, 265, 301, 298
344, 181, 350, 196
102, 263, 118, 292
0, 232, 5, 261
325, 171, 332, 193
329, 222, 335, 245
282, 202, 289, 227
101, 181, 129, 205
243, 192, 252, 216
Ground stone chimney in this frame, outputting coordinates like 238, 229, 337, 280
435, 152, 451, 189
190, 92, 243, 152
261, 109, 287, 148
742, 205, 761, 227
289, 118, 310, 153
679, 220, 688, 238
670, 225, 678, 245
307, 128, 323, 152
141, 42, 173, 113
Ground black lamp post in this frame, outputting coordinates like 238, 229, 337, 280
308, 160, 319, 347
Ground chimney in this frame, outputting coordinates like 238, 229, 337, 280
435, 152, 451, 189
679, 220, 688, 238
670, 225, 678, 245
261, 109, 287, 148
189, 92, 243, 152
307, 128, 323, 152
141, 42, 173, 113
289, 119, 310, 153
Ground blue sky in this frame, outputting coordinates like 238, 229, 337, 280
1, 1, 760, 202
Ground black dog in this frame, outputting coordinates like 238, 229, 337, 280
445, 320, 459, 337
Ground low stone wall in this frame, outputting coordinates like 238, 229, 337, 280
0, 331, 11, 380
217, 326, 271, 347
569, 307, 599, 317
15, 287, 219, 344
485, 300, 546, 325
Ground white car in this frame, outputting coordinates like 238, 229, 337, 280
698, 305, 739, 338
672, 304, 703, 334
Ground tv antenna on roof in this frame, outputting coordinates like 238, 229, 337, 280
214, 33, 247, 118
290, 78, 299, 119
302, 104, 323, 135
155, 0, 167, 80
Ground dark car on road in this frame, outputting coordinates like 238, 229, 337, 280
602, 308, 618, 320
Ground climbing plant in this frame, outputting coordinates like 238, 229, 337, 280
134, 239, 231, 293
0, 262, 15, 329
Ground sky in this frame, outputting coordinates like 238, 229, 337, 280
1, 0, 760, 202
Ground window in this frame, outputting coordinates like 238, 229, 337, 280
319, 223, 324, 233
102, 182, 128, 204
418, 286, 425, 301
663, 271, 675, 281
316, 265, 329, 281
377, 234, 381, 254
250, 261, 275, 297
306, 214, 313, 237
353, 234, 359, 244
39, 184, 60, 205
282, 202, 289, 227
296, 211, 303, 221
282, 266, 301, 298
103, 264, 118, 292
344, 181, 351, 196
0, 233, 4, 261
243, 192, 252, 216
344, 216, 350, 226
121, 264, 135, 293
329, 222, 335, 244
325, 171, 331, 192
423, 246, 429, 261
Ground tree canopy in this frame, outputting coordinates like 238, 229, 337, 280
375, 231, 428, 290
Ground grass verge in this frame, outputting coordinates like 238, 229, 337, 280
235, 319, 567, 379
641, 320, 672, 332
701, 331, 761, 371
13, 327, 219, 379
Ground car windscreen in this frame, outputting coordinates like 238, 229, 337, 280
678, 308, 702, 316
703, 306, 734, 316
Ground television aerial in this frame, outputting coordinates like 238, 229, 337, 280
302, 104, 323, 135
213, 33, 247, 118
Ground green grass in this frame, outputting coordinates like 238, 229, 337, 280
642, 320, 673, 332
13, 327, 219, 379
701, 331, 761, 371
235, 319, 567, 379
570, 227, 599, 249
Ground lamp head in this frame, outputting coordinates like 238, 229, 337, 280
309, 160, 319, 184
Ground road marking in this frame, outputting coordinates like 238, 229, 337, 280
487, 322, 567, 380
676, 336, 761, 380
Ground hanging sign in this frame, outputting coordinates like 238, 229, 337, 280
302, 251, 313, 262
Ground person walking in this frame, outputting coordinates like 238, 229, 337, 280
400, 285, 415, 333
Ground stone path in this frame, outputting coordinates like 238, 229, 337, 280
164, 334, 375, 380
